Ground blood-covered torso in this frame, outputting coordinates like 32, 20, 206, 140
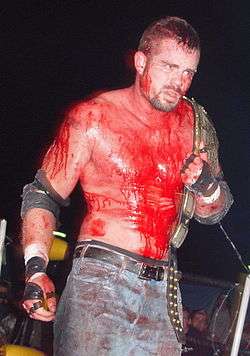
45, 88, 194, 259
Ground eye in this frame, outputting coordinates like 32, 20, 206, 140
183, 69, 196, 78
165, 63, 172, 69
161, 63, 174, 72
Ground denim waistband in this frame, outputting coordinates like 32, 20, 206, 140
74, 242, 168, 281
74, 240, 169, 267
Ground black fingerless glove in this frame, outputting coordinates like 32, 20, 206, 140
23, 282, 44, 301
189, 161, 219, 197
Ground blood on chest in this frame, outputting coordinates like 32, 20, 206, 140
91, 120, 191, 190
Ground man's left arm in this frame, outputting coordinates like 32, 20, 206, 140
181, 151, 233, 225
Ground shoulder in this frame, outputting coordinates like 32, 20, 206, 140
96, 87, 130, 107
65, 88, 128, 126
182, 97, 217, 131
65, 98, 106, 125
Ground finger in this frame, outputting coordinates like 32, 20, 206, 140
32, 306, 55, 317
180, 172, 190, 185
188, 163, 203, 178
29, 309, 55, 322
23, 296, 56, 315
181, 170, 199, 185
29, 300, 43, 314
192, 156, 203, 166
187, 162, 199, 172
29, 302, 56, 321
46, 296, 57, 313
22, 298, 42, 312
23, 303, 54, 322
181, 154, 197, 173
46, 291, 56, 299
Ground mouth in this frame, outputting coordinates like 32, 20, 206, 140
161, 89, 181, 103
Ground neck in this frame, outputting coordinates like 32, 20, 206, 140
128, 77, 179, 127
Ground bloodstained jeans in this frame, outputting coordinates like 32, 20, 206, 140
54, 255, 182, 356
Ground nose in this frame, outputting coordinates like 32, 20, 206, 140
170, 70, 183, 89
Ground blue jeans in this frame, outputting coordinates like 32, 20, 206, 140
54, 255, 181, 355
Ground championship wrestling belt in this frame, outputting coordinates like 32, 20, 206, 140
167, 98, 220, 345
170, 96, 219, 249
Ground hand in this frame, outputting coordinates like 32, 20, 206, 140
181, 141, 208, 186
181, 154, 204, 186
22, 273, 56, 322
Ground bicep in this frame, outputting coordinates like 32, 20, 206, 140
41, 115, 92, 198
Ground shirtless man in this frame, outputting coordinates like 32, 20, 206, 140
21, 17, 233, 355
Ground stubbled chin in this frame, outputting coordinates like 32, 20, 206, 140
163, 92, 180, 104
150, 99, 178, 113
161, 96, 180, 111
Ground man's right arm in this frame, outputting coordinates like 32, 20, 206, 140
21, 103, 93, 320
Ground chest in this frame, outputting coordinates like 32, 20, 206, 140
89, 110, 194, 186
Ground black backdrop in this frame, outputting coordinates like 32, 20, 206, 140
1, 1, 250, 282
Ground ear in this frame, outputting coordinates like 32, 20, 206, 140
134, 51, 147, 75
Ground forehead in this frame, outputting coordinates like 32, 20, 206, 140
150, 38, 200, 67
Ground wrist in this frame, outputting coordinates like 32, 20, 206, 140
24, 243, 49, 265
199, 185, 221, 204
189, 161, 218, 196
25, 256, 47, 282
27, 272, 47, 282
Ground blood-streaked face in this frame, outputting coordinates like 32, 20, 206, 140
139, 39, 200, 112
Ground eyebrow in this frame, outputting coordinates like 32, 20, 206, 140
159, 60, 197, 73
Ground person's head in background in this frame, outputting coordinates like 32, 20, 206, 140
183, 306, 192, 334
191, 309, 209, 333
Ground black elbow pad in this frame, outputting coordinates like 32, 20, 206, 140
21, 169, 70, 220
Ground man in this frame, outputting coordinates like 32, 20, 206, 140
186, 310, 213, 355
183, 307, 192, 336
191, 310, 209, 334
21, 17, 233, 355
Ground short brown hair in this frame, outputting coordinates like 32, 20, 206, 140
138, 16, 200, 55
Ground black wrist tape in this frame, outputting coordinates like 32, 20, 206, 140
25, 256, 47, 281
191, 161, 218, 197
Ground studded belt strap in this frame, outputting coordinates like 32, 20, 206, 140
167, 246, 186, 345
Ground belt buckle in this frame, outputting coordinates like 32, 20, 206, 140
138, 263, 162, 281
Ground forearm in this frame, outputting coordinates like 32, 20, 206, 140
194, 180, 233, 225
180, 151, 233, 225
21, 208, 57, 322
20, 167, 71, 263
22, 208, 56, 264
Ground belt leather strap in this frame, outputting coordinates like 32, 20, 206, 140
75, 243, 167, 281
74, 240, 169, 267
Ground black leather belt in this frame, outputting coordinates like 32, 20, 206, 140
74, 242, 168, 281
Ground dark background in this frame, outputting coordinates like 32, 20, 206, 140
1, 1, 250, 282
